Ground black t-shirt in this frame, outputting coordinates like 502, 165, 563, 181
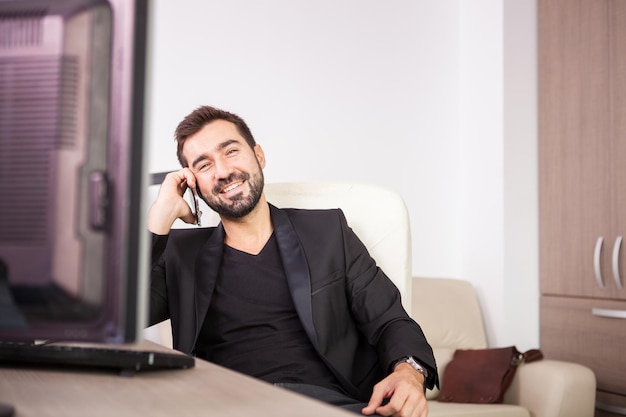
195, 233, 341, 391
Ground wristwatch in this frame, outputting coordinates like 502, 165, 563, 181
393, 356, 429, 379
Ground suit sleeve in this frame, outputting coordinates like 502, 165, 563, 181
149, 233, 170, 326
338, 210, 439, 390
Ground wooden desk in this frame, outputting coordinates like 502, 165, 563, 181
0, 341, 354, 417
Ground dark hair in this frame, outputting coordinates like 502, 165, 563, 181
174, 105, 256, 167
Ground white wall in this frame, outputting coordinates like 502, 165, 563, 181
144, 0, 538, 350
458, 2, 506, 347
502, 0, 538, 349
456, 1, 538, 349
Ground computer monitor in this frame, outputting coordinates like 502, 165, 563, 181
0, 0, 149, 344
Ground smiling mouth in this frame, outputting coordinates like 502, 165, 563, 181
221, 181, 244, 194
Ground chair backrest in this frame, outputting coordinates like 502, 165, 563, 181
264, 182, 413, 315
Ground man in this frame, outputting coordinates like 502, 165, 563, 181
148, 105, 438, 417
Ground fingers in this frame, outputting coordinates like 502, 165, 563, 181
362, 369, 428, 417
361, 385, 386, 415
373, 388, 427, 417
148, 168, 199, 234
162, 168, 197, 196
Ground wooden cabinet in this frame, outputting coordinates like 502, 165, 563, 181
539, 0, 626, 415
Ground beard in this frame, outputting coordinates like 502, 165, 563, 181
200, 168, 264, 219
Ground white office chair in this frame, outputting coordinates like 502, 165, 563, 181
144, 181, 413, 347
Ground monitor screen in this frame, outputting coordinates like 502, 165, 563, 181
0, 0, 149, 343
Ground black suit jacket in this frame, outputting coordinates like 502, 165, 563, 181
150, 204, 438, 401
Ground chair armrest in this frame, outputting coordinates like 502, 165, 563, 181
504, 359, 596, 417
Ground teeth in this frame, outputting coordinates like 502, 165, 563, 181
222, 182, 243, 193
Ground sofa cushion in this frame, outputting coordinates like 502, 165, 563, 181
413, 278, 489, 400
412, 278, 488, 351
428, 401, 530, 417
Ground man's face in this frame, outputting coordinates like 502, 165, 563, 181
182, 120, 265, 219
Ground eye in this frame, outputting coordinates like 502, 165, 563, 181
197, 161, 212, 172
225, 147, 239, 156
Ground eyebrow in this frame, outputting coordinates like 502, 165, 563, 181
190, 139, 240, 170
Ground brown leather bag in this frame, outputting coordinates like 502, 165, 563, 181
438, 346, 543, 403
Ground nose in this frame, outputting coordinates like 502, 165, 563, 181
212, 157, 233, 180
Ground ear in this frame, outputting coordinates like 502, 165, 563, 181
254, 144, 266, 169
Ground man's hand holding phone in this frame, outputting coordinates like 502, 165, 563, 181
147, 168, 201, 235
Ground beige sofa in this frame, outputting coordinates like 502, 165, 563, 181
412, 277, 596, 417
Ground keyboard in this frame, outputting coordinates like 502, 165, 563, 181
0, 341, 195, 375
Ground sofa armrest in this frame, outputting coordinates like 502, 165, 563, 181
504, 359, 596, 417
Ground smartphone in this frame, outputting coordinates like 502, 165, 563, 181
188, 187, 201, 227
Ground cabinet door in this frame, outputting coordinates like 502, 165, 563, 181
539, 0, 625, 298
610, 0, 626, 297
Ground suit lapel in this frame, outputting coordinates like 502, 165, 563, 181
191, 223, 225, 352
189, 207, 317, 346
187, 205, 359, 398
189, 207, 318, 350
270, 205, 318, 347
270, 205, 361, 398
